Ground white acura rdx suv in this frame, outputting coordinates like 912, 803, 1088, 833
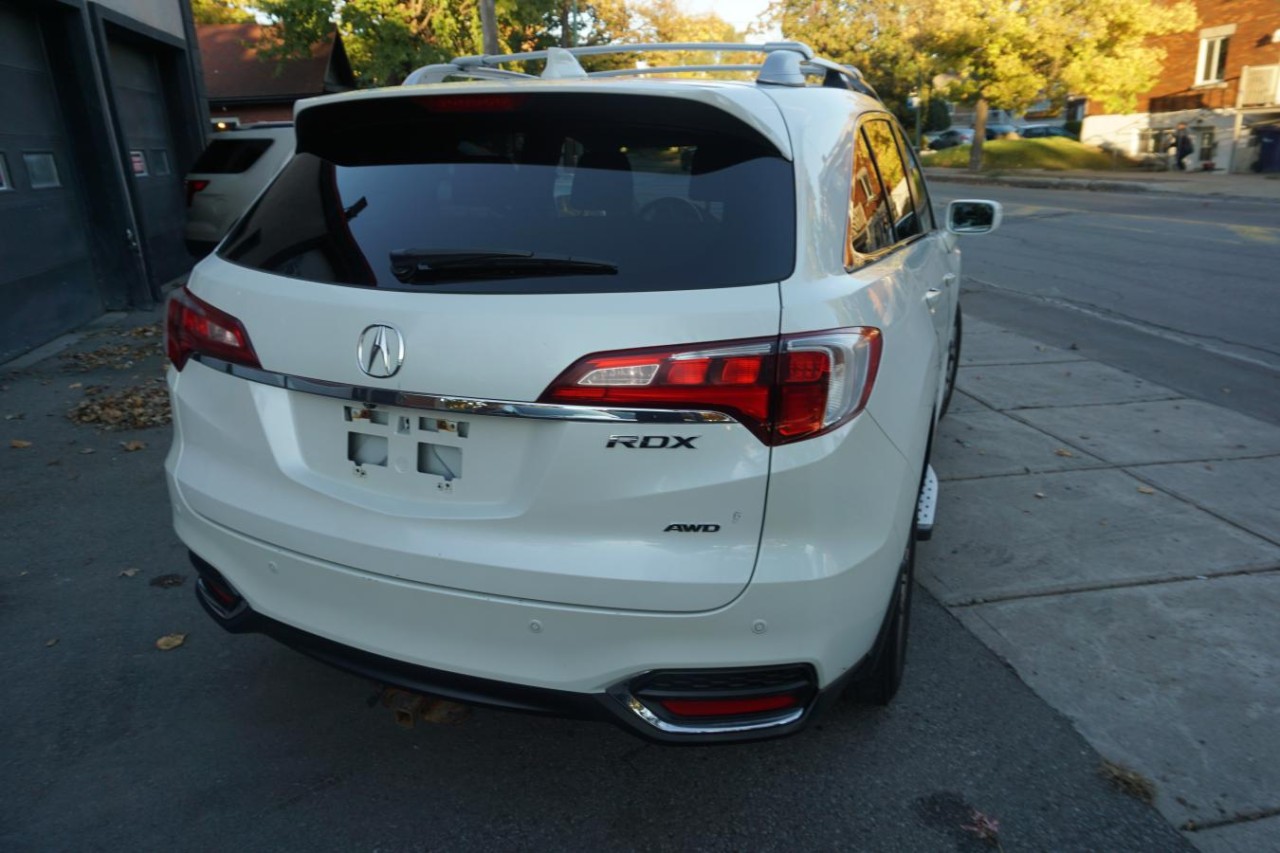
165, 42, 1000, 743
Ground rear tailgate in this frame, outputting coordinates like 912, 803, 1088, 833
172, 87, 795, 613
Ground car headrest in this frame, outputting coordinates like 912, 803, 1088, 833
569, 151, 634, 216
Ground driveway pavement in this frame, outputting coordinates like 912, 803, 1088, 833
925, 314, 1280, 851
4, 307, 1275, 850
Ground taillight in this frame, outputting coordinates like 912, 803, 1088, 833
538, 328, 881, 445
166, 286, 260, 371
185, 178, 209, 207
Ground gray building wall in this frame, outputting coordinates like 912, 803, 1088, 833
0, 0, 206, 363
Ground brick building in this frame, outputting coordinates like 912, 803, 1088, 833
1081, 0, 1280, 172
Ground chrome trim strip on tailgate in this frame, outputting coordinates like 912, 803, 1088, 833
193, 355, 740, 425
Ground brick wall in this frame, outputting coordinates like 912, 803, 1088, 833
1090, 0, 1280, 116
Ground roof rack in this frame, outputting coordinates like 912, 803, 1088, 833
402, 42, 880, 100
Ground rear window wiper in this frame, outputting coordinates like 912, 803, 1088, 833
389, 249, 618, 284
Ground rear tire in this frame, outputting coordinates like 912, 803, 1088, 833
857, 527, 917, 705
939, 306, 963, 419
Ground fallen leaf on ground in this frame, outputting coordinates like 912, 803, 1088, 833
961, 809, 1001, 845
155, 633, 187, 651
1054, 448, 1075, 458
1137, 486, 1156, 495
67, 383, 170, 430
4, 412, 24, 420
119, 440, 147, 452
119, 568, 140, 578
10, 439, 32, 449
45, 638, 59, 648
59, 342, 162, 372
122, 323, 162, 340
68, 382, 82, 390
1100, 759, 1156, 803
149, 574, 186, 589
1034, 492, 1045, 499
79, 448, 95, 455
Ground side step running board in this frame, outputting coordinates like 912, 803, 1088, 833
915, 465, 938, 541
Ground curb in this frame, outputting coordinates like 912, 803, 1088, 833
923, 170, 1280, 204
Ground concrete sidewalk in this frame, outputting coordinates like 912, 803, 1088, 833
923, 315, 1280, 852
924, 166, 1280, 203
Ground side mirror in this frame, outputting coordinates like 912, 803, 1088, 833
946, 200, 1003, 235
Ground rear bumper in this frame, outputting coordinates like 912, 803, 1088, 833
191, 551, 856, 743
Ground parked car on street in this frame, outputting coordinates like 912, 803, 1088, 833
1019, 124, 1079, 140
984, 123, 1020, 140
183, 123, 294, 257
927, 127, 974, 149
929, 124, 1022, 150
165, 42, 1001, 743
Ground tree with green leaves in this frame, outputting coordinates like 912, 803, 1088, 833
248, 1, 742, 86
191, 0, 254, 24
930, 0, 1195, 170
768, 0, 933, 124
770, 0, 1195, 170
251, 0, 578, 87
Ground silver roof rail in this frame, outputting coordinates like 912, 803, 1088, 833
402, 41, 879, 99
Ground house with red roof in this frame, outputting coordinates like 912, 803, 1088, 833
196, 24, 356, 127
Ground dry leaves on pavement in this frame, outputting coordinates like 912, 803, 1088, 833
59, 342, 162, 372
67, 381, 170, 430
122, 323, 162, 340
10, 439, 32, 449
119, 568, 140, 578
1137, 485, 1156, 495
119, 440, 147, 452
1054, 448, 1075, 457
149, 574, 186, 589
155, 633, 187, 651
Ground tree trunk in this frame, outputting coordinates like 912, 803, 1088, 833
479, 0, 499, 55
968, 97, 988, 173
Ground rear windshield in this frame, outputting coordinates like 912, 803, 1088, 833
190, 138, 274, 174
217, 93, 796, 293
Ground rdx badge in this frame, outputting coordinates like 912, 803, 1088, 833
606, 435, 698, 449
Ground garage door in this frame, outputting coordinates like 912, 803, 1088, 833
107, 36, 187, 291
0, 3, 100, 361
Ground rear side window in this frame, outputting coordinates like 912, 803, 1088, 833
893, 123, 933, 233
218, 93, 796, 293
848, 131, 893, 258
863, 119, 922, 242
191, 138, 273, 174
848, 116, 934, 266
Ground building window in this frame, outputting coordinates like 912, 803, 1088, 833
1196, 26, 1234, 86
22, 152, 60, 188
0, 153, 11, 191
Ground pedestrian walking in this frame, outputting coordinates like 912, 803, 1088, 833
1174, 123, 1195, 171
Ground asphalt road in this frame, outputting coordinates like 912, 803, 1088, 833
0, 318, 1188, 851
929, 184, 1280, 425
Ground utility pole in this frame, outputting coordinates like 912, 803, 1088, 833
479, 0, 499, 55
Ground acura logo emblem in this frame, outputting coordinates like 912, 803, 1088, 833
356, 324, 404, 378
